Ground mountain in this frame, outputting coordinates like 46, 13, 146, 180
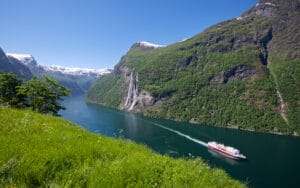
87, 0, 300, 135
6, 53, 37, 67
1, 50, 111, 95
0, 49, 32, 78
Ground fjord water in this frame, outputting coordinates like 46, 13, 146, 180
61, 95, 300, 188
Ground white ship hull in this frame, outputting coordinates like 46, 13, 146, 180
207, 141, 246, 160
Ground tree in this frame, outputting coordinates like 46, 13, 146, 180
0, 72, 25, 106
17, 76, 70, 116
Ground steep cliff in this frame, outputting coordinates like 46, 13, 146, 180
87, 0, 300, 135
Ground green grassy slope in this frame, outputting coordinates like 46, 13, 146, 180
0, 107, 244, 187
87, 0, 300, 135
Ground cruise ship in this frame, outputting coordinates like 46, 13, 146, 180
207, 141, 246, 160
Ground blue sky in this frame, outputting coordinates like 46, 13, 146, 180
0, 0, 258, 69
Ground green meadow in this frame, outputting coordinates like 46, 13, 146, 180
0, 107, 245, 187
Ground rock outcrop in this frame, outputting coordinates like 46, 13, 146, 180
211, 65, 256, 84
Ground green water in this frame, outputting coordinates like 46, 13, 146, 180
61, 95, 300, 188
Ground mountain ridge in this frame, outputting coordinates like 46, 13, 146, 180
6, 53, 111, 77
0, 48, 33, 78
1, 49, 111, 95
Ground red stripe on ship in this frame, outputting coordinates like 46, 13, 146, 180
208, 145, 240, 159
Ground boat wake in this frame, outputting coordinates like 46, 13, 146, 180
152, 122, 208, 147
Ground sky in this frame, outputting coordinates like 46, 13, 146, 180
0, 0, 258, 69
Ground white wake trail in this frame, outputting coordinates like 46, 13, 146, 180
152, 123, 208, 147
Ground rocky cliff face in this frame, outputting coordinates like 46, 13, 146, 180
87, 0, 300, 135
240, 0, 300, 60
210, 65, 257, 84
115, 58, 154, 113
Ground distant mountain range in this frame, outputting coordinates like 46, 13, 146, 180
87, 0, 300, 135
0, 48, 111, 95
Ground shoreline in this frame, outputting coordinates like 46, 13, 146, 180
85, 100, 299, 137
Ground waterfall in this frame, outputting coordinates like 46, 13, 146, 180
125, 72, 134, 107
276, 90, 288, 124
124, 72, 138, 111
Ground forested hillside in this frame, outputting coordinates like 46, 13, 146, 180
87, 0, 300, 135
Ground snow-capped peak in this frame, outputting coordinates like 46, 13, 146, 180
44, 65, 111, 77
137, 41, 166, 48
6, 53, 36, 65
6, 52, 111, 77
256, 2, 276, 7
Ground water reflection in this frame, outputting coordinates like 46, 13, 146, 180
124, 113, 139, 135
166, 148, 180, 158
208, 149, 240, 166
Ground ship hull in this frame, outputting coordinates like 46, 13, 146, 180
208, 144, 246, 160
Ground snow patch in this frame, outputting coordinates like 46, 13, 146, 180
138, 41, 166, 48
236, 16, 243, 20
180, 38, 189, 42
255, 2, 276, 7
44, 65, 111, 77
265, 2, 276, 6
6, 53, 35, 65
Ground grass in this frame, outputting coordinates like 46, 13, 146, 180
0, 106, 245, 187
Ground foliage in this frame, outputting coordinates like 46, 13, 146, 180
0, 72, 25, 107
0, 107, 245, 187
0, 72, 70, 116
87, 74, 123, 108
17, 76, 70, 115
